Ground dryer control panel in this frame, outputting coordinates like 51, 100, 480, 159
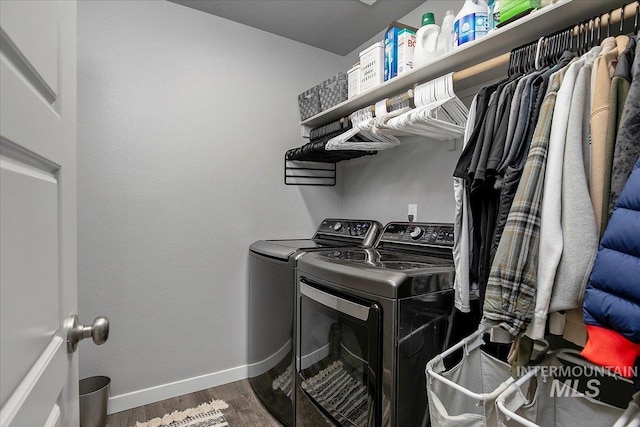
314, 219, 382, 247
380, 222, 455, 247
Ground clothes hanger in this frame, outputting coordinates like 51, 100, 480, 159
386, 74, 467, 140
556, 30, 563, 59
371, 92, 416, 136
574, 23, 581, 55
527, 43, 536, 72
390, 82, 454, 139
554, 31, 562, 62
548, 32, 557, 64
508, 46, 516, 76
559, 29, 568, 58
513, 46, 521, 74
326, 106, 400, 151
619, 5, 625, 36
518, 46, 525, 73
557, 30, 564, 58
534, 36, 545, 70
582, 20, 590, 55
578, 23, 584, 51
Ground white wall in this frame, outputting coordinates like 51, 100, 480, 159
78, 0, 479, 413
77, 0, 345, 412
339, 0, 466, 224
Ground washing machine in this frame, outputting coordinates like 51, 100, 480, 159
295, 222, 474, 427
248, 219, 382, 427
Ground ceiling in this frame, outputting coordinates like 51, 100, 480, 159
169, 0, 425, 56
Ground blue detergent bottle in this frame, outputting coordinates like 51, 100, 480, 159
453, 0, 489, 47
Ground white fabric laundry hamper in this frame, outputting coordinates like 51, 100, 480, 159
426, 329, 630, 427
425, 329, 546, 427
496, 350, 628, 427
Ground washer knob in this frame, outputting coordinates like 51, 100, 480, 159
410, 226, 424, 240
333, 222, 343, 232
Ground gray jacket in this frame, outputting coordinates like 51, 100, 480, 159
609, 35, 640, 212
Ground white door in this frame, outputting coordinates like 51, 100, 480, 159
1, 0, 79, 426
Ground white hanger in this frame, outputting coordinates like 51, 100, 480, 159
371, 92, 416, 136
385, 73, 467, 140
325, 106, 400, 151
534, 36, 545, 70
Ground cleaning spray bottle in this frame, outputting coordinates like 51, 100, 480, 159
413, 13, 440, 68
436, 10, 455, 55
452, 0, 489, 47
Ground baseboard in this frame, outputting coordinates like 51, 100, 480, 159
108, 340, 295, 415
107, 364, 248, 415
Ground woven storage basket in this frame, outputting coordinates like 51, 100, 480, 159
319, 73, 348, 111
298, 85, 321, 121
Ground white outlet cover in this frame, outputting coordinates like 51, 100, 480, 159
408, 204, 417, 220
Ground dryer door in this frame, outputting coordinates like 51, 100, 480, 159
297, 278, 381, 427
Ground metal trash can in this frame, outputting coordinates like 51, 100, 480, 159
79, 376, 110, 427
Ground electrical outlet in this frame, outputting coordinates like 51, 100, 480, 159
408, 204, 417, 222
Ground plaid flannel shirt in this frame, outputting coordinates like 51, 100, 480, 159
482, 67, 570, 336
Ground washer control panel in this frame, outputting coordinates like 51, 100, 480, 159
380, 222, 455, 247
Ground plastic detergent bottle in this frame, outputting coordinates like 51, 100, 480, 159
436, 10, 455, 55
452, 0, 489, 47
488, 0, 500, 30
413, 13, 440, 68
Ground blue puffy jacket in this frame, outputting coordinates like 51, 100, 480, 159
582, 155, 640, 377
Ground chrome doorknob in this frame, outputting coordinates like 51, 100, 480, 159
65, 314, 110, 353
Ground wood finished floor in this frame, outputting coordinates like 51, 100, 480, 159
106, 379, 282, 427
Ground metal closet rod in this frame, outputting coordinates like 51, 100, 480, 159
452, 1, 639, 82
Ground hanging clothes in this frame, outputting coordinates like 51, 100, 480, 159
453, 96, 478, 313
582, 155, 640, 378
548, 46, 601, 336
488, 58, 571, 275
603, 37, 636, 226
453, 82, 502, 309
527, 52, 591, 340
590, 36, 627, 234
468, 76, 522, 307
581, 35, 640, 375
451, 20, 639, 350
609, 36, 640, 215
557, 38, 638, 345
482, 53, 575, 336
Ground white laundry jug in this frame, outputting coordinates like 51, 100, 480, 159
413, 12, 440, 68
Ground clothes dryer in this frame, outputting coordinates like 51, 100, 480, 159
249, 219, 381, 427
